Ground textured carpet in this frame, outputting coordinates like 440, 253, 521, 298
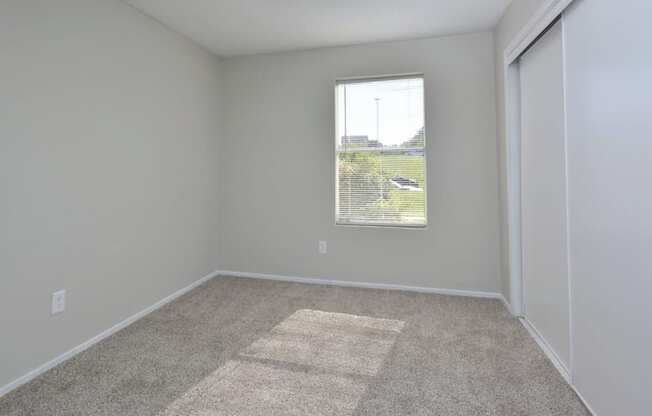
0, 276, 590, 415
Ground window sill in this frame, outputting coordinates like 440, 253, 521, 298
335, 222, 427, 230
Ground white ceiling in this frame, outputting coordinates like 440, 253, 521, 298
124, 0, 512, 57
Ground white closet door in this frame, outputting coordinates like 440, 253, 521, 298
519, 20, 570, 369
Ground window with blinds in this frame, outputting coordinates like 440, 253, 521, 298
335, 75, 426, 227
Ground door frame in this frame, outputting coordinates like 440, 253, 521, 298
502, 0, 575, 318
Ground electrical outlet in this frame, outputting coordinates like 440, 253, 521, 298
318, 240, 327, 254
51, 290, 66, 315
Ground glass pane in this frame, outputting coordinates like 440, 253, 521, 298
337, 77, 424, 151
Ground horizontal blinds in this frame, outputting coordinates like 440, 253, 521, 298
336, 76, 426, 227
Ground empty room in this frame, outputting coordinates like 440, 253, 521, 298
1, 1, 650, 415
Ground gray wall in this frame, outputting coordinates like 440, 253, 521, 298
219, 33, 501, 293
0, 0, 222, 389
493, 0, 545, 303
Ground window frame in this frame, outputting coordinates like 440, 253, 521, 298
333, 73, 428, 229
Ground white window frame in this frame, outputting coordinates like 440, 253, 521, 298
333, 73, 428, 229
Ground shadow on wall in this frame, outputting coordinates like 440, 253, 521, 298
157, 309, 405, 415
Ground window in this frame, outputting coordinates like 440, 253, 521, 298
335, 75, 426, 227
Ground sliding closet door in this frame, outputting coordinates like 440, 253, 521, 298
564, 0, 652, 413
519, 20, 570, 369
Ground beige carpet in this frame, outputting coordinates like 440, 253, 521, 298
0, 276, 590, 415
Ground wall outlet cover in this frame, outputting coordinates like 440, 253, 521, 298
51, 290, 66, 315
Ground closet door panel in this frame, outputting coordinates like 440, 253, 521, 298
520, 20, 571, 369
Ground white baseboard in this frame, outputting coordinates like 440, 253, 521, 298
570, 382, 597, 416
519, 317, 596, 415
0, 269, 220, 399
499, 296, 514, 315
0, 268, 514, 401
218, 270, 508, 303
519, 317, 571, 383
